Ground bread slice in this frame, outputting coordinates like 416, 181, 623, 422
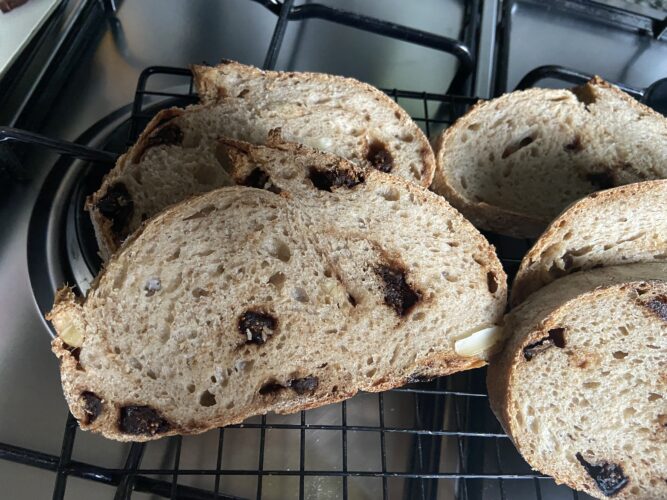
488, 263, 667, 500
510, 180, 667, 306
431, 77, 667, 238
49, 138, 506, 441
88, 60, 434, 260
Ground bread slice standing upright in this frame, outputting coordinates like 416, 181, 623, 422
432, 77, 667, 238
488, 263, 667, 499
88, 60, 434, 259
49, 138, 506, 442
511, 180, 667, 306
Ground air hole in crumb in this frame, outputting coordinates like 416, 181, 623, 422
379, 187, 400, 201
583, 381, 600, 389
199, 390, 217, 407
268, 272, 286, 290
648, 393, 662, 401
292, 287, 309, 303
486, 271, 498, 294
192, 287, 209, 299
187, 384, 196, 393
501, 134, 535, 159
211, 375, 217, 383
146, 370, 157, 380
613, 351, 628, 360
268, 239, 291, 262
113, 346, 121, 354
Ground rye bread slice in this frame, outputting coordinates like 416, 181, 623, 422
88, 60, 434, 259
488, 263, 667, 500
432, 77, 667, 238
48, 138, 505, 441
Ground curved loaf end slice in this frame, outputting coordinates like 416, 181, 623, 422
49, 139, 505, 441
191, 60, 435, 186
432, 77, 667, 238
488, 264, 667, 499
511, 180, 667, 306
87, 60, 434, 260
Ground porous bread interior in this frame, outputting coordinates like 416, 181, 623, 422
511, 180, 667, 306
52, 141, 505, 441
494, 264, 667, 500
93, 61, 433, 257
432, 80, 667, 236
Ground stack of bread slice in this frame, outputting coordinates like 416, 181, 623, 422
49, 134, 507, 441
88, 61, 435, 260
489, 181, 667, 499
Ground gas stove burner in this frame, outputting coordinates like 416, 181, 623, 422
27, 96, 193, 334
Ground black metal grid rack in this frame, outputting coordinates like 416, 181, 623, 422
0, 1, 592, 499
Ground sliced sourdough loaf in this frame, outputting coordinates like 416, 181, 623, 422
431, 77, 667, 238
511, 180, 667, 306
49, 139, 505, 442
88, 60, 434, 259
488, 263, 667, 500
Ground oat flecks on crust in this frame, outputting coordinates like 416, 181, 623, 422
49, 138, 505, 442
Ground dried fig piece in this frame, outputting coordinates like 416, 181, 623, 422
576, 453, 628, 496
376, 264, 420, 316
308, 166, 365, 192
239, 311, 277, 345
119, 405, 171, 436
81, 391, 103, 424
366, 140, 394, 173
523, 328, 566, 361
291, 376, 319, 395
96, 183, 134, 242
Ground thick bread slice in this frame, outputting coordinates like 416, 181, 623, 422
49, 139, 505, 442
488, 263, 667, 500
511, 180, 667, 306
88, 60, 434, 260
432, 77, 667, 238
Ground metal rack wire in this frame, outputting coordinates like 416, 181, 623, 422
0, 1, 592, 499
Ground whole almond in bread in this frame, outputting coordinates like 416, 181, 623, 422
88, 60, 434, 259
432, 77, 667, 238
488, 263, 667, 500
511, 180, 667, 306
49, 138, 505, 442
